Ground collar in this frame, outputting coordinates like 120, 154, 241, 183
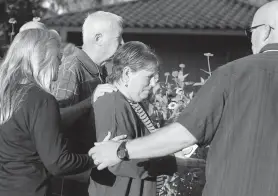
75, 48, 101, 75
259, 43, 278, 53
75, 48, 107, 83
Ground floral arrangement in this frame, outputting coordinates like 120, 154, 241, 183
147, 54, 214, 196
149, 54, 213, 128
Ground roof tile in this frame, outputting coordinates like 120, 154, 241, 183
43, 0, 258, 31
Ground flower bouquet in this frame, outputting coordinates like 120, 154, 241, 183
147, 56, 213, 196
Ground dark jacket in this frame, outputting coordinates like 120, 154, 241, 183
0, 85, 94, 196
89, 91, 177, 196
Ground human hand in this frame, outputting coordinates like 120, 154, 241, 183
174, 150, 186, 159
174, 144, 198, 159
92, 84, 117, 102
88, 140, 122, 170
101, 131, 127, 143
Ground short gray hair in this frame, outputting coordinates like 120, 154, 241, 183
82, 11, 123, 43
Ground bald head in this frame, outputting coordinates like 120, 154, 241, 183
253, 1, 278, 27
19, 21, 47, 32
82, 11, 124, 65
251, 1, 278, 53
82, 11, 123, 44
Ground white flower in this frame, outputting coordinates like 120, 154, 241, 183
168, 102, 178, 110
8, 18, 17, 24
164, 72, 170, 83
179, 63, 185, 68
33, 17, 41, 22
204, 53, 214, 57
164, 72, 170, 76
176, 88, 184, 95
172, 71, 179, 77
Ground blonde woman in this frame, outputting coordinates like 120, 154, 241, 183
0, 29, 123, 196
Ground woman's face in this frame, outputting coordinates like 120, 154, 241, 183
126, 69, 157, 102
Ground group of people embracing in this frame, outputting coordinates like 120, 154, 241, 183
2, 1, 278, 196
0, 10, 187, 196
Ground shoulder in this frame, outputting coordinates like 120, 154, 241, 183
210, 56, 250, 82
60, 56, 80, 71
26, 84, 54, 101
215, 54, 274, 85
24, 85, 57, 109
59, 50, 85, 73
94, 91, 131, 111
220, 53, 268, 74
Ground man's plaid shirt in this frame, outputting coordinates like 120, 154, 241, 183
51, 47, 108, 196
52, 47, 107, 152
53, 47, 106, 108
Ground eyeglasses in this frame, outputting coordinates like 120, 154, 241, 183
245, 24, 275, 39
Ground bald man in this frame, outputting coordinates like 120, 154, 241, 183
89, 2, 278, 196
19, 20, 116, 128
52, 11, 124, 196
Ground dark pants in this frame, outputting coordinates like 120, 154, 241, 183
50, 177, 89, 196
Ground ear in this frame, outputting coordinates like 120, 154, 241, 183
94, 33, 103, 45
122, 66, 131, 83
263, 25, 272, 41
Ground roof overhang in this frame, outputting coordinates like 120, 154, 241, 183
50, 26, 246, 36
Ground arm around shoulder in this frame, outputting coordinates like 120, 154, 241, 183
93, 93, 154, 179
125, 68, 230, 159
54, 58, 81, 107
31, 95, 94, 176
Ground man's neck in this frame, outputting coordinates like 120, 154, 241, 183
82, 45, 101, 66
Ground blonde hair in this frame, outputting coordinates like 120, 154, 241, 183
19, 21, 47, 32
0, 29, 61, 124
82, 11, 123, 44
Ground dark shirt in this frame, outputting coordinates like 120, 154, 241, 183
89, 91, 177, 196
0, 85, 94, 196
59, 97, 92, 130
177, 43, 278, 196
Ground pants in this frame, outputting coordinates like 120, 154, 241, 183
50, 177, 89, 196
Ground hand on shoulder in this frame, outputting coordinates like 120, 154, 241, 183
92, 84, 118, 103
